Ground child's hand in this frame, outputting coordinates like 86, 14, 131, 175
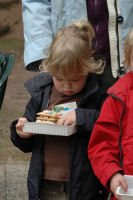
57, 110, 76, 125
16, 117, 35, 139
110, 173, 128, 200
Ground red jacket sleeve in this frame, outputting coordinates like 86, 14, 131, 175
88, 96, 124, 188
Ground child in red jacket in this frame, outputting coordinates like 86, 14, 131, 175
88, 28, 133, 200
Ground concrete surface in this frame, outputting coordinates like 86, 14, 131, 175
0, 162, 29, 200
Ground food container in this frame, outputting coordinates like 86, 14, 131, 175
22, 122, 76, 136
116, 175, 133, 200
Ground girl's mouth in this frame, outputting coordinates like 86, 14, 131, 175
63, 91, 74, 96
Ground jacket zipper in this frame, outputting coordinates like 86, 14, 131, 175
110, 94, 125, 169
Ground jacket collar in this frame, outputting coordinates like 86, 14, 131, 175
24, 72, 53, 97
79, 74, 99, 105
107, 71, 133, 101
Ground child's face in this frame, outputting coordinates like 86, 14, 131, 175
53, 73, 88, 96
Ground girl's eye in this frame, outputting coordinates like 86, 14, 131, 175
56, 78, 63, 81
72, 79, 80, 82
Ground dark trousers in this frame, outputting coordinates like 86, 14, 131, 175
40, 180, 69, 200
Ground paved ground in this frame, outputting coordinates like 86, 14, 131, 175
0, 3, 36, 198
0, 162, 29, 200
0, 48, 36, 200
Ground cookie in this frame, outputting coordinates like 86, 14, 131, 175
36, 119, 55, 124
37, 110, 62, 118
36, 116, 58, 122
36, 110, 62, 124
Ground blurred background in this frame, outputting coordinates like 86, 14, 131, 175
0, 1, 39, 199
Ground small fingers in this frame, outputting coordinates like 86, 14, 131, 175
16, 117, 33, 138
114, 178, 128, 200
18, 117, 28, 124
57, 117, 73, 125
112, 186, 122, 200
57, 118, 66, 125
16, 122, 23, 132
57, 111, 76, 125
120, 177, 128, 192
110, 173, 128, 200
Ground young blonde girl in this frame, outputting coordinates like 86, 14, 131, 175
88, 28, 133, 200
10, 20, 107, 200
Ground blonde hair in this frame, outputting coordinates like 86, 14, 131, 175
42, 19, 105, 78
123, 28, 133, 67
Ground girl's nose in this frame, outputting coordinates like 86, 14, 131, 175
64, 81, 71, 89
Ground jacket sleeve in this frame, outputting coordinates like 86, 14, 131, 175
22, 0, 53, 70
10, 120, 33, 153
75, 108, 100, 133
10, 97, 39, 153
88, 96, 124, 188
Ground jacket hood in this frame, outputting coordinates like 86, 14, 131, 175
24, 72, 53, 97
107, 71, 133, 101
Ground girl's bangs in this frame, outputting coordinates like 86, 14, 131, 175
48, 51, 85, 78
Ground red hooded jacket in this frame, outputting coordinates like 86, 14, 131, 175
88, 71, 133, 199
